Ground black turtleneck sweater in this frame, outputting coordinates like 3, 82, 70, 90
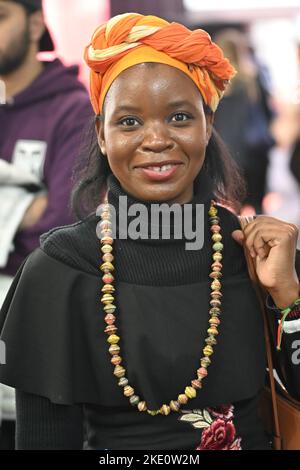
0, 174, 299, 450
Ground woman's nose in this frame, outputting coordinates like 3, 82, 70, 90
141, 122, 174, 153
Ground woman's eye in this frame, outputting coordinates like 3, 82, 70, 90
119, 117, 139, 127
171, 113, 190, 122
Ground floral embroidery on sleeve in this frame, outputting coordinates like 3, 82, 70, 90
178, 405, 242, 450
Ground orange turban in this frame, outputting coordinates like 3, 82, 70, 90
84, 13, 236, 115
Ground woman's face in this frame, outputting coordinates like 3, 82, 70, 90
97, 63, 213, 204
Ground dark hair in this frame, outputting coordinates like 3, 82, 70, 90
71, 108, 246, 220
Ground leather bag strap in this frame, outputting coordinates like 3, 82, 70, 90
238, 215, 282, 449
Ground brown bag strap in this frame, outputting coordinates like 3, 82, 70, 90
238, 215, 282, 450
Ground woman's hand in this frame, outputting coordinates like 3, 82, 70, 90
232, 215, 299, 309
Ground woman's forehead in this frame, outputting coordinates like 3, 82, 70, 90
104, 63, 203, 110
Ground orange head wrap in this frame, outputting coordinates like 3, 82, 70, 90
84, 13, 236, 115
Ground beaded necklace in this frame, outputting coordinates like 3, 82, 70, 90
99, 197, 223, 416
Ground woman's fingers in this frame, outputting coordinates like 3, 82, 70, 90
241, 216, 298, 258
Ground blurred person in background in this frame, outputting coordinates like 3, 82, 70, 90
0, 0, 92, 449
213, 28, 275, 214
265, 103, 300, 249
290, 132, 300, 187
265, 32, 300, 248
289, 39, 300, 189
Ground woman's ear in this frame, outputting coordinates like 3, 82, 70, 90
205, 112, 214, 146
95, 116, 106, 155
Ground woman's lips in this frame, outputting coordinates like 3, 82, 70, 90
135, 163, 183, 181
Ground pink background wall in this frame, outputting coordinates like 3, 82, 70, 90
40, 0, 110, 84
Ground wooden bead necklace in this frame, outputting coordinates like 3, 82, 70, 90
99, 197, 223, 416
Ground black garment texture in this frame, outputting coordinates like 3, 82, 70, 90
15, 390, 83, 450
15, 389, 270, 450
0, 173, 299, 450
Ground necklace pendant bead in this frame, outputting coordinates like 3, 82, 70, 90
210, 224, 221, 232
209, 317, 220, 326
104, 325, 118, 335
130, 395, 140, 406
107, 334, 120, 345
212, 261, 222, 270
212, 252, 222, 261
208, 206, 218, 217
178, 394, 188, 405
197, 367, 208, 378
209, 216, 220, 225
203, 345, 213, 356
100, 220, 112, 229
212, 242, 223, 252
104, 324, 117, 335
209, 307, 221, 315
211, 280, 221, 290
207, 327, 218, 336
201, 357, 211, 367
147, 410, 159, 416
124, 385, 135, 397
102, 284, 115, 294
109, 344, 120, 355
100, 229, 113, 238
102, 294, 115, 304
113, 365, 125, 378
100, 262, 114, 272
101, 236, 113, 245
102, 273, 114, 283
210, 290, 222, 299
118, 377, 128, 387
102, 253, 114, 263
111, 355, 122, 365
205, 335, 217, 345
212, 233, 222, 242
209, 271, 222, 279
185, 386, 197, 399
100, 208, 109, 217
103, 304, 116, 314
170, 400, 180, 411
101, 244, 113, 254
191, 379, 202, 389
105, 313, 116, 325
100, 211, 110, 220
101, 230, 113, 238
212, 267, 222, 274
138, 401, 147, 412
160, 404, 171, 415
210, 299, 221, 307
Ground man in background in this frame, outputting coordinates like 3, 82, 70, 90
0, 0, 92, 448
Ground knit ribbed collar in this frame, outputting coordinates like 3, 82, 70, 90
106, 171, 214, 246
41, 171, 245, 284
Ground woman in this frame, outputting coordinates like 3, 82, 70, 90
0, 13, 299, 450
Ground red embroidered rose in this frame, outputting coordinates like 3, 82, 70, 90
196, 418, 242, 450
